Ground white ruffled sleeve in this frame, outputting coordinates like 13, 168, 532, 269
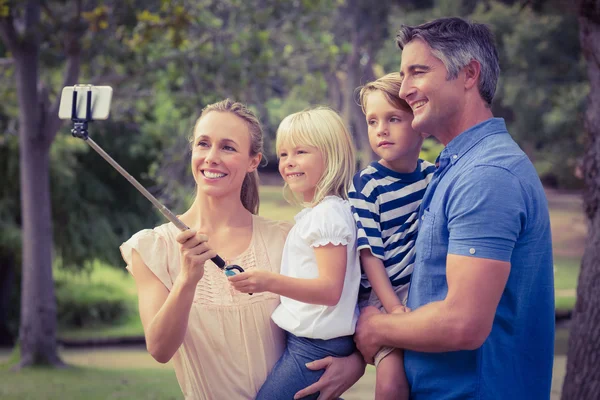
120, 229, 173, 290
299, 199, 354, 248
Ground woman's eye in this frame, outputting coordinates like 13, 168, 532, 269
390, 117, 400, 123
197, 141, 209, 147
224, 145, 236, 151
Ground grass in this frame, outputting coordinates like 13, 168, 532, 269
0, 347, 372, 400
0, 363, 180, 400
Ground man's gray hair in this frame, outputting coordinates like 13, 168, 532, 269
396, 17, 500, 106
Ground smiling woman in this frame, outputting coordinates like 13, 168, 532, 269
119, 99, 365, 399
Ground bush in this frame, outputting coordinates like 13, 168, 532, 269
55, 277, 132, 329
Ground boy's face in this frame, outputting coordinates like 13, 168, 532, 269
365, 91, 424, 173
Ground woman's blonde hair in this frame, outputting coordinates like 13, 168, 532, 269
275, 107, 356, 206
358, 72, 412, 115
193, 99, 263, 214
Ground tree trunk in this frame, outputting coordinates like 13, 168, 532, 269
561, 1, 600, 398
1, 2, 65, 369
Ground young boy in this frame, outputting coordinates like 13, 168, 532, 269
348, 72, 435, 400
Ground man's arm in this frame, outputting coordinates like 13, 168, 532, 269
355, 253, 509, 357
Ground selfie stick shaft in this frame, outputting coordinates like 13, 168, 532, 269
83, 137, 227, 269
85, 137, 187, 230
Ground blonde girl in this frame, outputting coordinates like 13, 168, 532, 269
229, 107, 361, 400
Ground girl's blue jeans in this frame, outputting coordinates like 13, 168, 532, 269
256, 331, 355, 400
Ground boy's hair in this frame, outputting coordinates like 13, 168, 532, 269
358, 72, 412, 115
276, 107, 356, 206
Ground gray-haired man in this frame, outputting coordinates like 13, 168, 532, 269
355, 17, 554, 400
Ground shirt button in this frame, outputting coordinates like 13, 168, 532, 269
469, 248, 476, 255
421, 215, 425, 221
452, 154, 458, 159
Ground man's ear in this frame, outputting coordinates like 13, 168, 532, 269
463, 59, 481, 91
248, 153, 262, 172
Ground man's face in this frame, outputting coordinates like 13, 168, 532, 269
399, 39, 465, 139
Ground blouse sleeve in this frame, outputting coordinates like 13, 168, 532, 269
299, 200, 354, 248
120, 229, 173, 290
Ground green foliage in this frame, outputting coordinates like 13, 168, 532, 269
420, 138, 444, 164
54, 265, 134, 329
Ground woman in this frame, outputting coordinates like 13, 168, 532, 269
120, 99, 365, 399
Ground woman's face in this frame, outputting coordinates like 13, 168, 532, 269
191, 111, 261, 199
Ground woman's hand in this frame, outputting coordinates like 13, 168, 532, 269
293, 352, 366, 400
228, 269, 276, 293
176, 229, 216, 286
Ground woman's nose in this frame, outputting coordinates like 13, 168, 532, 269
204, 147, 220, 164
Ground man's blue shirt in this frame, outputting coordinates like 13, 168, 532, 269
405, 118, 555, 400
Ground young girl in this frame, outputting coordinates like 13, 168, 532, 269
229, 107, 362, 400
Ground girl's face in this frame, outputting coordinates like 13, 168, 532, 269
278, 142, 325, 202
191, 111, 261, 200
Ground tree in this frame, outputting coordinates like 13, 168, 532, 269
561, 0, 600, 398
0, 0, 85, 368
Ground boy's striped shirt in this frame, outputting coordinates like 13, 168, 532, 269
348, 159, 435, 292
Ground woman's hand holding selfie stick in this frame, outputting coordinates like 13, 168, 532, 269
62, 85, 250, 292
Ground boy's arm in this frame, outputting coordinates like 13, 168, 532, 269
360, 249, 402, 313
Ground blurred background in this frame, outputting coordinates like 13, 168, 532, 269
0, 0, 596, 399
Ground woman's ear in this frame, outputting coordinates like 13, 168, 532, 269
247, 152, 262, 172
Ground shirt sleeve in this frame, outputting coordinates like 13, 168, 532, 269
120, 229, 173, 290
348, 174, 384, 259
446, 165, 526, 262
299, 200, 354, 248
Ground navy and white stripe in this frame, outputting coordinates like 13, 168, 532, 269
348, 159, 435, 292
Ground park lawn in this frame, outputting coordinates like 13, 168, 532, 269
0, 365, 181, 400
0, 347, 376, 400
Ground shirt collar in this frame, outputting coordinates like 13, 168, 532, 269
439, 118, 508, 165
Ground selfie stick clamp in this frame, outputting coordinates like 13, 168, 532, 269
69, 86, 247, 281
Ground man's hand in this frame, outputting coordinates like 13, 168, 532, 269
228, 269, 275, 294
293, 352, 366, 400
354, 306, 383, 364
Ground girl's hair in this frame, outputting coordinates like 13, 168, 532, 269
193, 99, 263, 214
276, 107, 356, 206
357, 72, 412, 115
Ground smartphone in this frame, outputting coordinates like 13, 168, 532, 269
58, 85, 113, 120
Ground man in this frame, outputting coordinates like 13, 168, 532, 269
354, 17, 554, 399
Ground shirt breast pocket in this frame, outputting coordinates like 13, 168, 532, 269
417, 209, 435, 261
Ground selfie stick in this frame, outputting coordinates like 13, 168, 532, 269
68, 88, 246, 280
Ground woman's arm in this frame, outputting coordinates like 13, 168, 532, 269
132, 251, 195, 363
132, 229, 216, 363
360, 249, 402, 313
229, 243, 347, 306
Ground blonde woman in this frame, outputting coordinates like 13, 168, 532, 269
120, 100, 365, 400
229, 107, 361, 399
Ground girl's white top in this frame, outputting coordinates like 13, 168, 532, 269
271, 196, 361, 340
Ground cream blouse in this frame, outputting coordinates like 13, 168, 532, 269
120, 215, 292, 399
